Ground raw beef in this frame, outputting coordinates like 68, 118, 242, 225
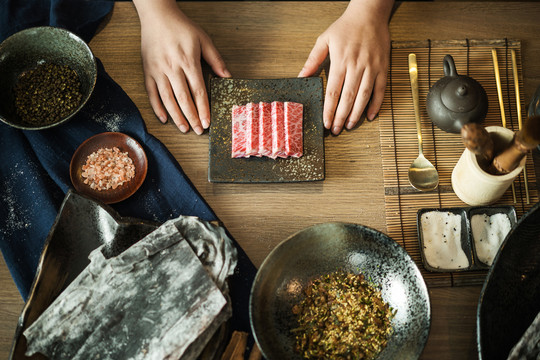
271, 101, 287, 159
231, 101, 303, 159
245, 103, 260, 157
284, 102, 303, 157
258, 102, 273, 157
231, 105, 248, 158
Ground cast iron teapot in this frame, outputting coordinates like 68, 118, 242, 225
426, 54, 488, 133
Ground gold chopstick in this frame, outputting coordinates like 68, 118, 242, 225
491, 49, 507, 128
491, 48, 517, 203
511, 48, 530, 204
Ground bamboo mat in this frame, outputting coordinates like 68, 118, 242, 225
379, 39, 539, 287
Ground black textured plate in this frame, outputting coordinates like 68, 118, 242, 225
477, 201, 540, 360
209, 77, 324, 183
10, 190, 230, 360
10, 190, 158, 360
250, 222, 431, 360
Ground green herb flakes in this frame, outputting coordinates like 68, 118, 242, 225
14, 63, 82, 126
292, 270, 395, 359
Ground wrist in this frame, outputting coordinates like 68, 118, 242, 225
133, 0, 182, 24
345, 0, 394, 23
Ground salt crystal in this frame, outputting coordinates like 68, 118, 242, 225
471, 213, 512, 265
421, 211, 469, 270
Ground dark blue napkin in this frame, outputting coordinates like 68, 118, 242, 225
0, 0, 256, 336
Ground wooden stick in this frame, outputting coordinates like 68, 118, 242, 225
221, 331, 248, 360
248, 343, 263, 360
511, 48, 530, 204
491, 48, 517, 203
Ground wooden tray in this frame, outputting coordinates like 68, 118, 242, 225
379, 39, 539, 287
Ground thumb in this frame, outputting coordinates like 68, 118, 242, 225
298, 38, 329, 77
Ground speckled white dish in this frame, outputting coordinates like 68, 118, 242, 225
417, 206, 517, 273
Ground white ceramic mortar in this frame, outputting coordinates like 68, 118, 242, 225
452, 126, 526, 206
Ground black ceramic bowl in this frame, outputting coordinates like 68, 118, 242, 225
477, 201, 540, 360
9, 190, 158, 359
250, 222, 431, 360
0, 26, 96, 130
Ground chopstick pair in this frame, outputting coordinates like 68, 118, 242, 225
491, 48, 530, 204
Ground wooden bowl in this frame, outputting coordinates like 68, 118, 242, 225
70, 132, 147, 204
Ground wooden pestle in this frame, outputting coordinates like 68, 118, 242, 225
461, 123, 495, 162
492, 116, 540, 174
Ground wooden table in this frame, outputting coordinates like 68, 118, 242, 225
1, 2, 539, 359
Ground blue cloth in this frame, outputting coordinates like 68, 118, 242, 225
0, 0, 256, 335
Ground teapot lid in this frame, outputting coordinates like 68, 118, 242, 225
441, 79, 480, 113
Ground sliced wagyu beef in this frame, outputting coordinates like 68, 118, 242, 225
258, 102, 273, 157
284, 102, 303, 158
232, 101, 303, 159
245, 102, 260, 157
271, 101, 286, 159
231, 104, 248, 158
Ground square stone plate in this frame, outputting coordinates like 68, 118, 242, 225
209, 77, 324, 183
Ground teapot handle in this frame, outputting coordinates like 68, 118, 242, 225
443, 54, 458, 77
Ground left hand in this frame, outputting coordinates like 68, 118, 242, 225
299, 0, 393, 135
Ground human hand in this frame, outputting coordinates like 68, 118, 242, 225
134, 0, 230, 134
299, 0, 393, 135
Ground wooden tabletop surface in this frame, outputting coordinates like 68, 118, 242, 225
1, 2, 539, 359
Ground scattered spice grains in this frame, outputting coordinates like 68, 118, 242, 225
81, 147, 135, 191
14, 63, 82, 126
292, 270, 395, 359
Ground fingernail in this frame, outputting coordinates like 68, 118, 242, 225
194, 126, 203, 135
332, 126, 341, 135
158, 115, 167, 123
346, 121, 354, 129
368, 112, 377, 121
179, 125, 188, 133
223, 69, 232, 77
201, 119, 210, 129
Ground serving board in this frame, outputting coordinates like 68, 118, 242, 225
209, 77, 325, 183
379, 39, 539, 287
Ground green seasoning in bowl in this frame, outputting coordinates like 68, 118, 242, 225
14, 63, 83, 126
0, 26, 96, 130
292, 270, 395, 359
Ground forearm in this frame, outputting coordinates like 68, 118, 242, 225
345, 0, 394, 23
132, 0, 186, 25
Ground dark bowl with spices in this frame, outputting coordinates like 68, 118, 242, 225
0, 26, 96, 130
250, 222, 431, 360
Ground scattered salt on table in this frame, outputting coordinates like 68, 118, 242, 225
471, 213, 512, 266
420, 211, 469, 270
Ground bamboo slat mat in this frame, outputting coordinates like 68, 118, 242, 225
379, 39, 539, 287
